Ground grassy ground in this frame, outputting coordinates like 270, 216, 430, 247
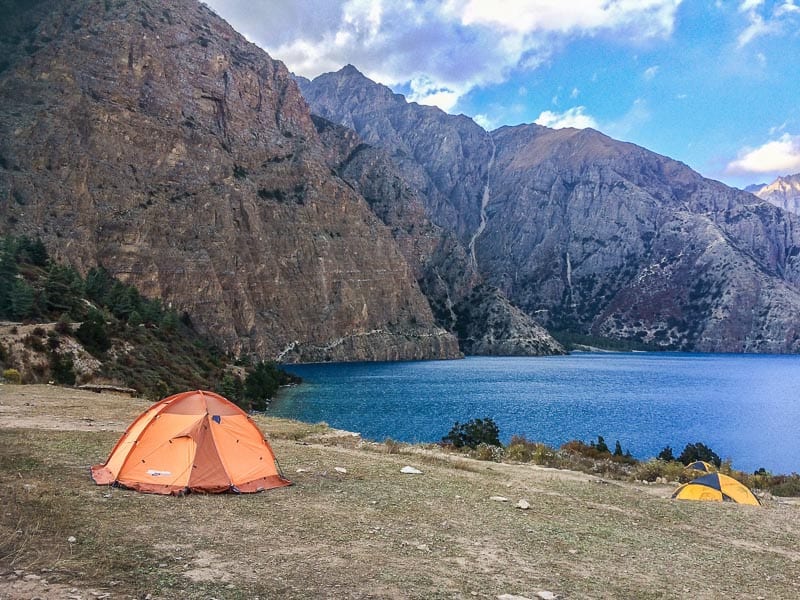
1, 385, 799, 599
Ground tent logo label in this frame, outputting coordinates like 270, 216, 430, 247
146, 469, 172, 477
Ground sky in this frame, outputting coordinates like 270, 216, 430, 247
201, 0, 800, 189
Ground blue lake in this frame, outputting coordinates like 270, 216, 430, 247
270, 353, 800, 474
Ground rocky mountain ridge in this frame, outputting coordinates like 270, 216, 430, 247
309, 114, 565, 356
748, 173, 800, 214
0, 0, 460, 362
300, 66, 800, 353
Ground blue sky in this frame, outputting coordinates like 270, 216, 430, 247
203, 1, 800, 189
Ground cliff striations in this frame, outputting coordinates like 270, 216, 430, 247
309, 115, 565, 356
301, 66, 800, 353
0, 0, 460, 362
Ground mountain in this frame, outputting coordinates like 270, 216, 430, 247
309, 114, 565, 356
300, 66, 800, 353
0, 0, 460, 362
749, 174, 800, 214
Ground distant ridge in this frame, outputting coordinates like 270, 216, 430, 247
300, 65, 800, 353
749, 173, 800, 214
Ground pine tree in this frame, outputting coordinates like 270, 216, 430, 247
9, 279, 35, 320
613, 440, 623, 457
0, 237, 19, 318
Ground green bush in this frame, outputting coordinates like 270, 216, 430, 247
49, 352, 76, 386
216, 372, 244, 404
657, 445, 675, 461
678, 442, 721, 467
2, 368, 22, 384
243, 361, 299, 411
769, 475, 800, 497
76, 310, 112, 356
442, 417, 501, 449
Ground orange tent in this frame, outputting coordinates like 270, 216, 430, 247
91, 390, 291, 495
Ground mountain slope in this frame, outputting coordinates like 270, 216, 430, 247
300, 66, 800, 353
750, 173, 800, 214
0, 0, 459, 362
310, 115, 564, 356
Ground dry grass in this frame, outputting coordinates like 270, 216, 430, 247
1, 384, 800, 599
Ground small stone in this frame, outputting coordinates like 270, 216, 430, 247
23, 574, 41, 581
498, 594, 533, 600
400, 466, 422, 474
334, 467, 347, 474
490, 496, 509, 502
416, 544, 430, 552
67, 536, 77, 544
536, 592, 557, 600
568, 549, 578, 555
515, 499, 531, 510
295, 468, 309, 473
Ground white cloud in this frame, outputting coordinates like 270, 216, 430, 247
736, 0, 800, 47
737, 13, 769, 46
604, 98, 651, 140
643, 65, 660, 80
739, 0, 764, 10
203, 0, 683, 113
726, 134, 800, 174
455, 0, 682, 38
473, 113, 495, 130
535, 106, 599, 130
777, 1, 800, 15
407, 75, 464, 112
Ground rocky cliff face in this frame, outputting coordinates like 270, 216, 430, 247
298, 66, 494, 245
310, 113, 564, 356
301, 67, 800, 353
0, 0, 459, 362
485, 125, 800, 352
750, 174, 800, 214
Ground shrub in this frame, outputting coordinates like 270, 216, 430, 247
383, 438, 403, 454
506, 435, 535, 462
23, 333, 46, 352
76, 310, 111, 356
632, 459, 685, 483
505, 435, 557, 465
471, 442, 505, 462
243, 361, 299, 411
2, 368, 22, 384
54, 315, 73, 335
216, 372, 244, 405
442, 417, 501, 449
769, 475, 800, 497
594, 435, 610, 454
657, 445, 675, 462
49, 352, 76, 385
678, 442, 721, 467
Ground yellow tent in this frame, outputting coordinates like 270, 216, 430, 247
91, 390, 291, 495
671, 472, 760, 506
685, 460, 715, 473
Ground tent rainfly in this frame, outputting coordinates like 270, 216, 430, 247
91, 390, 291, 495
685, 460, 716, 473
671, 472, 760, 506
